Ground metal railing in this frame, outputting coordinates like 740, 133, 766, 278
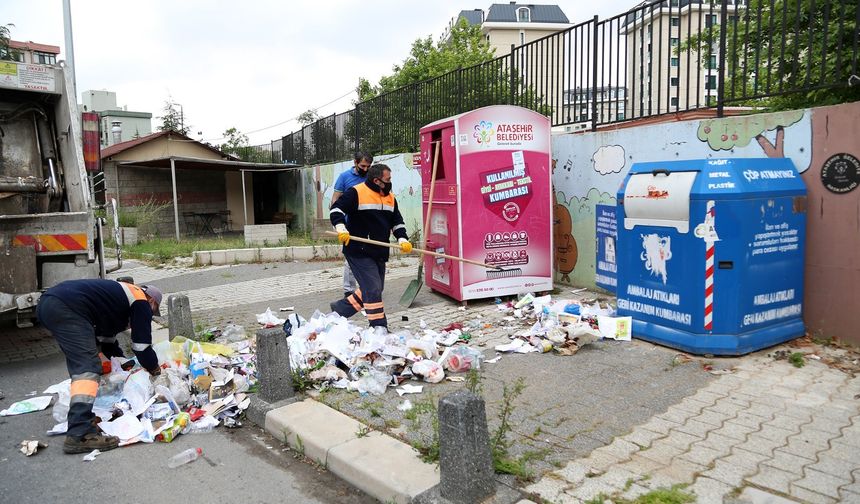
245, 0, 859, 165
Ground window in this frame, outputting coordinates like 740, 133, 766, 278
0, 48, 24, 62
671, 57, 679, 67
671, 17, 680, 27
706, 95, 717, 106
705, 14, 718, 27
670, 97, 679, 107
617, 113, 626, 121
705, 75, 717, 89
670, 0, 680, 6
33, 52, 57, 65
517, 7, 530, 22
519, 31, 525, 46
647, 24, 652, 36
670, 37, 679, 47
671, 77, 679, 86
707, 55, 718, 69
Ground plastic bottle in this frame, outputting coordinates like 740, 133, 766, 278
167, 447, 202, 468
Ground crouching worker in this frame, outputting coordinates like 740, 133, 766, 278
37, 279, 164, 454
329, 163, 412, 329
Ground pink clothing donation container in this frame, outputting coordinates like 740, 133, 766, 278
419, 105, 553, 302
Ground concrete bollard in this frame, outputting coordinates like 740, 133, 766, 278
439, 390, 496, 503
167, 294, 194, 341
246, 326, 296, 427
415, 389, 523, 504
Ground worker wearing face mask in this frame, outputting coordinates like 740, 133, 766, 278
328, 163, 412, 328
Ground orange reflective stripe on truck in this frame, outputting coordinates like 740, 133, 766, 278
13, 234, 87, 252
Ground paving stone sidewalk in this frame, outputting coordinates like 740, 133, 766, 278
524, 354, 860, 504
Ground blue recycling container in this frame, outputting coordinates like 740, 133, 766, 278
616, 158, 806, 355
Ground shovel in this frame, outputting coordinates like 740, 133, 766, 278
399, 141, 441, 307
324, 232, 500, 270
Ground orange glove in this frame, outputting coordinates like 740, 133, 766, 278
398, 238, 413, 253
335, 224, 350, 245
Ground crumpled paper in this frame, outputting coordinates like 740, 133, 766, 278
20, 440, 47, 456
256, 307, 285, 327
1, 396, 53, 416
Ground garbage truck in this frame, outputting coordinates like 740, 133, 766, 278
0, 60, 119, 328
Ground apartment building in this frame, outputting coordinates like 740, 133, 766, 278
447, 2, 571, 56
81, 89, 153, 147
2, 39, 60, 65
562, 86, 628, 131
623, 0, 746, 117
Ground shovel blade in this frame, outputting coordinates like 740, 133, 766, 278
399, 279, 422, 307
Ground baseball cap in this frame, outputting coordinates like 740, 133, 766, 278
140, 284, 163, 316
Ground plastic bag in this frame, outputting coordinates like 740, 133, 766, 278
406, 338, 438, 360
444, 346, 483, 373
122, 369, 154, 415
256, 307, 285, 327
220, 324, 246, 342
356, 368, 391, 396
412, 360, 445, 383
53, 383, 71, 422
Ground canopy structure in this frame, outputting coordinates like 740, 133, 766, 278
118, 156, 300, 240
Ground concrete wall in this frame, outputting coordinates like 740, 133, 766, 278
104, 162, 228, 237
307, 153, 423, 237
244, 224, 288, 246
226, 171, 254, 227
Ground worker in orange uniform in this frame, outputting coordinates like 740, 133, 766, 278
329, 163, 412, 328
36, 279, 163, 454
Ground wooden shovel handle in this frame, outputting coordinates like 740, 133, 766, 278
324, 231, 499, 270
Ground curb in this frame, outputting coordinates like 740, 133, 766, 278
262, 398, 439, 504
192, 245, 408, 266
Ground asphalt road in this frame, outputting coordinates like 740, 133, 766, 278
0, 336, 374, 504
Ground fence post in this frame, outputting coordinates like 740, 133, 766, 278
300, 127, 306, 166
457, 67, 463, 113
509, 44, 516, 105
591, 15, 599, 132
716, 0, 729, 117
413, 84, 419, 145
354, 104, 361, 153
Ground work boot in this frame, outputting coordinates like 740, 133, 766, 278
329, 301, 339, 313
63, 433, 120, 454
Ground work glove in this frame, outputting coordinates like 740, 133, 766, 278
398, 238, 413, 254
335, 223, 350, 245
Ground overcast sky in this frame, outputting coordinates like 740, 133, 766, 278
2, 0, 635, 145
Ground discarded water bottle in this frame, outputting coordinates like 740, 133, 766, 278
167, 447, 202, 468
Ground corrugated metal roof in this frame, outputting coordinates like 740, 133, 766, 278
485, 3, 570, 23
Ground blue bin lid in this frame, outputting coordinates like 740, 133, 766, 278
624, 158, 806, 200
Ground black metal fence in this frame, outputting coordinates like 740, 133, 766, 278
253, 0, 859, 166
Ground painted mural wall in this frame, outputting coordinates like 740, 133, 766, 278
307, 153, 424, 237
551, 101, 860, 344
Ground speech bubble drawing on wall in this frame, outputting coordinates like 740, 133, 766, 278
592, 145, 626, 175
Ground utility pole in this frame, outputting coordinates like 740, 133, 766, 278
62, 0, 77, 99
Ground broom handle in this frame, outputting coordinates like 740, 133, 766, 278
421, 141, 441, 250
324, 231, 499, 270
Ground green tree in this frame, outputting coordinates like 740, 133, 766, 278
297, 108, 320, 126
359, 17, 496, 100
219, 127, 249, 154
681, 0, 860, 110
0, 23, 20, 61
157, 99, 190, 135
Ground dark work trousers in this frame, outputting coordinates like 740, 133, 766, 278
36, 295, 102, 438
330, 254, 388, 327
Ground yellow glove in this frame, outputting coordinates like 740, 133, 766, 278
335, 224, 350, 245
398, 238, 413, 253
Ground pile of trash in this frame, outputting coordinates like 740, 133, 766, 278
492, 293, 632, 356
285, 291, 633, 397
36, 328, 256, 447
286, 311, 486, 396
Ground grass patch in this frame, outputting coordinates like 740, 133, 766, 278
789, 352, 805, 368
122, 234, 322, 262
615, 484, 695, 504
